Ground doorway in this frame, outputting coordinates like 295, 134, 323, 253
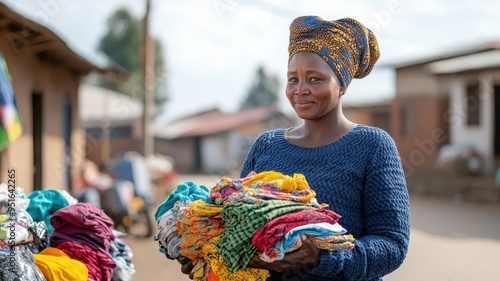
32, 92, 42, 190
494, 85, 500, 171
63, 98, 72, 192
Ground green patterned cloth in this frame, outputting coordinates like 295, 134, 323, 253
216, 200, 315, 273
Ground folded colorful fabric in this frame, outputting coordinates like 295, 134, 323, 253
155, 200, 190, 258
202, 239, 270, 281
176, 200, 224, 260
57, 241, 116, 281
216, 200, 315, 273
251, 209, 341, 255
33, 247, 89, 281
155, 181, 211, 220
26, 189, 70, 234
258, 223, 355, 262
210, 171, 316, 205
50, 203, 115, 254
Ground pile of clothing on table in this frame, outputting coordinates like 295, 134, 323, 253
0, 183, 135, 281
154, 171, 356, 281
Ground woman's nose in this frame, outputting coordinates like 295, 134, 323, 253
295, 80, 309, 95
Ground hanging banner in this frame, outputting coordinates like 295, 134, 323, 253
0, 52, 22, 151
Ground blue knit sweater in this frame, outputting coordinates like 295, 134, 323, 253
240, 125, 410, 281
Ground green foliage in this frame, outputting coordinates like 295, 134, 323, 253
240, 66, 280, 109
97, 7, 167, 107
99, 8, 141, 73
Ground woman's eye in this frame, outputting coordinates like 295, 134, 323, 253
288, 77, 298, 83
309, 77, 320, 82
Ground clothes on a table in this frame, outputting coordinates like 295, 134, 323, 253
0, 209, 50, 253
0, 220, 30, 245
33, 247, 88, 281
0, 245, 47, 281
0, 183, 30, 213
50, 202, 115, 254
109, 238, 135, 281
26, 189, 71, 235
57, 241, 116, 281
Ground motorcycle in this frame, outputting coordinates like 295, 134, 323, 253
104, 152, 155, 238
74, 154, 155, 238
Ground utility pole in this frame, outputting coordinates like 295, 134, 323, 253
142, 0, 154, 157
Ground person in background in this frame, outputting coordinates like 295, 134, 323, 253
73, 160, 115, 209
179, 15, 410, 281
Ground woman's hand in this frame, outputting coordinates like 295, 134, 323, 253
177, 257, 197, 279
248, 234, 320, 272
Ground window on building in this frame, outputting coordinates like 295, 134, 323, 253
110, 126, 132, 140
466, 83, 480, 126
400, 104, 417, 137
85, 125, 132, 140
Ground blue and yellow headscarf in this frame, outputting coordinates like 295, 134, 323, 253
288, 16, 380, 88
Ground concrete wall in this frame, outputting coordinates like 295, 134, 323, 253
201, 133, 230, 174
155, 138, 195, 173
396, 66, 440, 97
391, 95, 450, 175
344, 108, 372, 126
448, 72, 500, 173
0, 30, 85, 192
344, 106, 391, 134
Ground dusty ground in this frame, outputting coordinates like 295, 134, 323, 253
124, 175, 500, 281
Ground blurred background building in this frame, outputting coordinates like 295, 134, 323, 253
154, 105, 294, 175
390, 42, 500, 199
79, 84, 143, 165
0, 3, 122, 192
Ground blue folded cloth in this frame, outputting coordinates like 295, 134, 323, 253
154, 181, 211, 220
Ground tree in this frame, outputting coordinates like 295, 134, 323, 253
97, 7, 167, 107
99, 8, 141, 73
240, 66, 280, 109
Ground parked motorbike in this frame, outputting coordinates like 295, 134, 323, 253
106, 152, 155, 238
75, 155, 155, 238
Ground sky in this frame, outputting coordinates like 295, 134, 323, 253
3, 0, 500, 123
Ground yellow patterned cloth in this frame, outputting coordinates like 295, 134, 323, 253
189, 199, 224, 217
202, 237, 270, 281
210, 171, 318, 205
288, 16, 380, 88
242, 171, 311, 193
176, 200, 224, 260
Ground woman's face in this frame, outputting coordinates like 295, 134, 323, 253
286, 52, 344, 120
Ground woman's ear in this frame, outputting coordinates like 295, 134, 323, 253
339, 87, 346, 96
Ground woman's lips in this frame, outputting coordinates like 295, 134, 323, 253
295, 100, 314, 109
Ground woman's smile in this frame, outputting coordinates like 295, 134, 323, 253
294, 99, 315, 109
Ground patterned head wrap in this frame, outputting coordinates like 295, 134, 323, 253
288, 16, 380, 88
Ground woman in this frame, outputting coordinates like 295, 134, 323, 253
180, 16, 410, 280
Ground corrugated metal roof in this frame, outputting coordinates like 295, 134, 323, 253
426, 49, 500, 74
386, 42, 500, 69
155, 105, 285, 139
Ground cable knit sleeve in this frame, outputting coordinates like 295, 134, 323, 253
308, 130, 410, 280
